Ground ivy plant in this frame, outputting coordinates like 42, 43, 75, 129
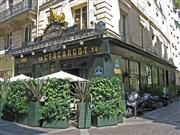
3, 80, 31, 121
91, 77, 123, 118
41, 78, 71, 122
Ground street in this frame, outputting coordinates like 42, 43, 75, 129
0, 101, 180, 135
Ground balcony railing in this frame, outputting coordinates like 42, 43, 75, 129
0, 0, 37, 22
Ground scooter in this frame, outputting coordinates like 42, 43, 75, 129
162, 87, 169, 106
143, 93, 159, 110
124, 92, 145, 118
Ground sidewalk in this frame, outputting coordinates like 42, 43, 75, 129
0, 101, 180, 135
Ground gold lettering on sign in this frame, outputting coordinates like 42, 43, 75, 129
53, 52, 57, 59
62, 51, 66, 58
44, 54, 48, 61
67, 50, 71, 57
78, 48, 82, 55
73, 49, 77, 56
39, 57, 43, 62
58, 51, 61, 58
84, 47, 87, 54
38, 46, 100, 62
49, 53, 52, 60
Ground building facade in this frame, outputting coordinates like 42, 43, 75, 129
0, 0, 179, 94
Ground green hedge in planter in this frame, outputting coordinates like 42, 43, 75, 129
42, 118, 68, 128
41, 78, 71, 128
3, 80, 31, 122
92, 115, 117, 127
91, 77, 123, 126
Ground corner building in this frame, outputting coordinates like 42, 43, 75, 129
0, 0, 179, 96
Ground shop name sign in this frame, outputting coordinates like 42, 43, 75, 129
37, 46, 100, 62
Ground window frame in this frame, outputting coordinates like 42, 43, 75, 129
7, 32, 12, 47
24, 25, 32, 44
73, 5, 87, 29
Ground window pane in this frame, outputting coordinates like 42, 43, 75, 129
82, 6, 87, 12
82, 12, 87, 29
75, 8, 80, 14
75, 14, 81, 28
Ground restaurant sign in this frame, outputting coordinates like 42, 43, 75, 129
37, 45, 100, 62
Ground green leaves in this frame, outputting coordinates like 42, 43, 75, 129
23, 79, 45, 102
41, 78, 71, 122
71, 80, 92, 102
0, 79, 10, 100
91, 77, 123, 118
3, 80, 31, 121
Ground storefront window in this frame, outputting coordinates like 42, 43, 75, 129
34, 62, 55, 78
146, 65, 152, 86
152, 67, 158, 86
129, 61, 140, 92
159, 68, 165, 85
17, 62, 32, 77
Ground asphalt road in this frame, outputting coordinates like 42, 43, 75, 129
0, 101, 180, 135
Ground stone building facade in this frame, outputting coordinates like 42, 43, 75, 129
0, 0, 179, 93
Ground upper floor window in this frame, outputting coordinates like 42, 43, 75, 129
120, 13, 127, 41
24, 25, 31, 44
74, 6, 87, 29
140, 25, 144, 46
7, 32, 12, 47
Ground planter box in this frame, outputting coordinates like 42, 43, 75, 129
0, 99, 4, 118
117, 114, 123, 123
42, 118, 68, 128
77, 102, 91, 129
28, 102, 42, 127
18, 114, 28, 125
92, 115, 117, 127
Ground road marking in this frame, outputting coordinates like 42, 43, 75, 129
0, 130, 16, 135
80, 129, 89, 135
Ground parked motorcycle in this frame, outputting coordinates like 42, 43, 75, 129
143, 93, 159, 110
162, 87, 169, 106
124, 92, 146, 118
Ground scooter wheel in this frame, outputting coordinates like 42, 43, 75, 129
125, 108, 133, 118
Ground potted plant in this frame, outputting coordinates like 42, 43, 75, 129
41, 78, 71, 128
72, 80, 92, 129
91, 77, 123, 127
23, 79, 45, 126
3, 80, 30, 124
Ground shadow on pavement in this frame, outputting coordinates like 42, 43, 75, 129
0, 119, 51, 135
140, 100, 180, 130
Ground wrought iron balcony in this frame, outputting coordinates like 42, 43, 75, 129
0, 0, 37, 22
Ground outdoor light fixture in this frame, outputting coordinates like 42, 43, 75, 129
20, 54, 24, 58
62, 44, 66, 49
43, 48, 47, 53
79, 40, 84, 45
31, 51, 35, 55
